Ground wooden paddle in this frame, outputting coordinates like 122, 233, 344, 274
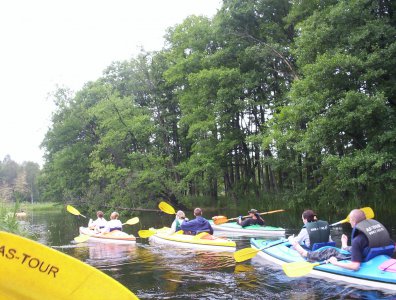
330, 207, 374, 226
212, 209, 285, 225
74, 217, 139, 243
66, 204, 86, 218
282, 257, 351, 277
234, 239, 287, 262
0, 231, 139, 300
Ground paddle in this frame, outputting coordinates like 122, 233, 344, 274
138, 229, 156, 238
330, 207, 374, 226
0, 231, 139, 300
282, 257, 350, 277
66, 205, 86, 218
234, 239, 286, 262
212, 209, 285, 225
158, 201, 176, 215
74, 217, 139, 243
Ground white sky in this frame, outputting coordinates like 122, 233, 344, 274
0, 0, 221, 166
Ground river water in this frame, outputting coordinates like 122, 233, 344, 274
21, 207, 396, 299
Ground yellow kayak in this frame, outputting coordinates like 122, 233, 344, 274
0, 231, 139, 300
148, 227, 236, 252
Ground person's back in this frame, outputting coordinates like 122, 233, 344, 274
103, 212, 122, 233
171, 210, 188, 233
180, 208, 213, 235
89, 211, 107, 231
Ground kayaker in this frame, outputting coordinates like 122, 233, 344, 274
88, 211, 107, 231
102, 211, 123, 233
180, 208, 214, 235
291, 209, 394, 270
288, 209, 333, 249
237, 209, 265, 227
170, 210, 189, 233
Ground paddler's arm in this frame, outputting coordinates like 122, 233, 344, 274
328, 257, 360, 270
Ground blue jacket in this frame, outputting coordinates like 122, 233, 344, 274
180, 216, 213, 235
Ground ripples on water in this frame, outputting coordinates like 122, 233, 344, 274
28, 210, 396, 300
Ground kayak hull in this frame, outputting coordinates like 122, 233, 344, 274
210, 221, 285, 236
79, 227, 136, 244
149, 227, 236, 252
251, 238, 396, 292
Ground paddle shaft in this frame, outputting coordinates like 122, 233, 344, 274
227, 209, 285, 222
234, 239, 286, 262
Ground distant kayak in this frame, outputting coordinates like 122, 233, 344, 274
148, 227, 236, 252
210, 221, 285, 236
79, 227, 136, 244
251, 238, 396, 292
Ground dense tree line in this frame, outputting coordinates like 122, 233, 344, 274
0, 155, 40, 203
40, 0, 396, 210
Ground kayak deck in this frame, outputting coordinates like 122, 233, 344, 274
149, 227, 236, 252
251, 238, 396, 292
79, 227, 136, 244
210, 221, 285, 236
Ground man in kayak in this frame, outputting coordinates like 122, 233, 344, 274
237, 209, 265, 227
180, 208, 213, 235
291, 209, 393, 270
288, 209, 333, 250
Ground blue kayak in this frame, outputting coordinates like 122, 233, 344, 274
251, 238, 396, 292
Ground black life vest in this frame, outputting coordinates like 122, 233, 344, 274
305, 220, 330, 247
352, 219, 391, 248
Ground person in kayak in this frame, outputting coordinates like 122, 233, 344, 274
180, 208, 213, 235
88, 211, 107, 232
170, 210, 189, 233
102, 211, 123, 233
291, 209, 394, 270
237, 209, 265, 227
288, 209, 333, 249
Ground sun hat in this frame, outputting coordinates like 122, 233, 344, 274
248, 209, 258, 214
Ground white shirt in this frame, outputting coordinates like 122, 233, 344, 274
90, 217, 107, 229
103, 219, 123, 232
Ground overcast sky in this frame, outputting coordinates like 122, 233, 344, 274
0, 0, 221, 166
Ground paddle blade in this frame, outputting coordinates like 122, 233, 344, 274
158, 201, 176, 215
234, 247, 260, 262
361, 207, 374, 220
0, 231, 139, 300
123, 217, 139, 226
74, 234, 90, 243
282, 261, 320, 277
212, 216, 229, 225
138, 229, 156, 238
66, 205, 86, 218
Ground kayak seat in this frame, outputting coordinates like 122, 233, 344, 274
311, 241, 336, 251
363, 244, 395, 262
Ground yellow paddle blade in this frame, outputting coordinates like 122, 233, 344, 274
0, 231, 139, 300
66, 205, 86, 218
74, 234, 90, 243
360, 207, 374, 219
138, 229, 156, 238
282, 261, 320, 277
123, 217, 139, 225
234, 247, 260, 262
158, 201, 176, 215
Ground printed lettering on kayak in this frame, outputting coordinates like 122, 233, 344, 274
0, 245, 59, 278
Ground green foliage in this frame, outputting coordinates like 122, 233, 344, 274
39, 0, 396, 211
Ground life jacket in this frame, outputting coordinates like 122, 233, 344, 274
109, 227, 122, 232
305, 220, 331, 250
352, 219, 394, 261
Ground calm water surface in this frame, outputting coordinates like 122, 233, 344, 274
21, 207, 396, 300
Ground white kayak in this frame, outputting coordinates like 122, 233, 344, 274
210, 221, 285, 236
79, 227, 136, 244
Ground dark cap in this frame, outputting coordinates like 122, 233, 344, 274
248, 209, 258, 214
